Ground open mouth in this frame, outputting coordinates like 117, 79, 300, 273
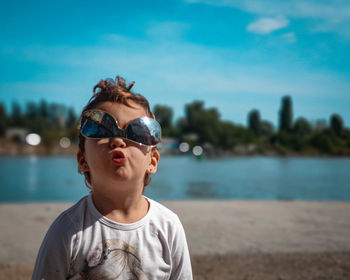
112, 150, 126, 164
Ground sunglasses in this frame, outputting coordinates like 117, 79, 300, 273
80, 110, 161, 146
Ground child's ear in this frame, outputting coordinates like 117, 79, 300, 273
147, 148, 160, 174
77, 151, 89, 173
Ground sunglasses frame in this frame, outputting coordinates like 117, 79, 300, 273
79, 109, 161, 147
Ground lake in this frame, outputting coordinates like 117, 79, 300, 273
0, 156, 349, 202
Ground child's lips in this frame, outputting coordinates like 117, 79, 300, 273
112, 150, 127, 165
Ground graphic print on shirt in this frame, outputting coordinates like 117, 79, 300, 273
69, 238, 146, 280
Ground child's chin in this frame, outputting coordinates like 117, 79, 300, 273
111, 170, 132, 183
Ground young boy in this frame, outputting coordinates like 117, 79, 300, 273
32, 76, 193, 279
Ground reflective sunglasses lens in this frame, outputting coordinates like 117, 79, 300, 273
81, 120, 113, 138
126, 117, 161, 146
81, 111, 161, 145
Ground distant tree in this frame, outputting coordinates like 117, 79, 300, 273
184, 101, 221, 145
260, 120, 274, 137
176, 117, 188, 134
66, 107, 77, 128
293, 117, 312, 136
26, 102, 39, 118
49, 103, 66, 120
218, 121, 237, 149
311, 132, 334, 153
279, 96, 293, 132
271, 131, 292, 147
218, 121, 253, 148
330, 114, 343, 136
48, 103, 67, 130
0, 103, 7, 136
313, 119, 327, 132
248, 109, 261, 136
66, 108, 79, 142
11, 102, 23, 126
186, 101, 206, 128
153, 105, 173, 131
39, 100, 49, 118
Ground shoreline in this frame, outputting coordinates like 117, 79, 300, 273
1, 138, 350, 158
1, 200, 349, 279
1, 153, 350, 159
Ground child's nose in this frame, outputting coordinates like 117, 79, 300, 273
109, 137, 127, 149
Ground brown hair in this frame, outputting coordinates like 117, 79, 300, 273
78, 76, 156, 188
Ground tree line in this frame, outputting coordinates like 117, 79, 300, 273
0, 100, 77, 145
154, 96, 350, 155
0, 96, 349, 155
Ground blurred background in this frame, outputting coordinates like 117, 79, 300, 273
1, 0, 350, 202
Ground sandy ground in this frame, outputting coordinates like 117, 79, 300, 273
0, 200, 350, 279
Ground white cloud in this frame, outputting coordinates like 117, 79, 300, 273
185, 0, 350, 37
246, 16, 289, 34
281, 32, 296, 43
185, 0, 350, 20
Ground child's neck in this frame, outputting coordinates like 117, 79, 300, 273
91, 189, 149, 224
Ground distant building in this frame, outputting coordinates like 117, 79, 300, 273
57, 115, 67, 129
312, 119, 328, 131
158, 137, 179, 155
5, 128, 29, 142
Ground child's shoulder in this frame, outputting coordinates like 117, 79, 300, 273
48, 196, 90, 232
147, 197, 181, 224
62, 195, 90, 218
40, 196, 90, 245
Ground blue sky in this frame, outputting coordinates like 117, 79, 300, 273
1, 0, 350, 127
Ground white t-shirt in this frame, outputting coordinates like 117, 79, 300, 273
32, 195, 193, 280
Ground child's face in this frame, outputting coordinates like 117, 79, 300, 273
78, 101, 160, 193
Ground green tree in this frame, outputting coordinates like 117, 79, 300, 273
217, 121, 238, 149
260, 120, 274, 137
279, 96, 293, 132
218, 122, 253, 148
311, 132, 335, 153
39, 100, 49, 118
0, 103, 7, 136
153, 105, 174, 136
26, 102, 39, 118
66, 107, 77, 128
248, 109, 261, 136
271, 131, 292, 147
11, 102, 23, 126
330, 114, 343, 136
293, 117, 312, 136
49, 103, 66, 120
184, 101, 221, 145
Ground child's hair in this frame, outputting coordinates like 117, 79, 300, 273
78, 76, 156, 188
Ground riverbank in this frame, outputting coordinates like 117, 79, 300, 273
1, 138, 350, 157
0, 200, 349, 279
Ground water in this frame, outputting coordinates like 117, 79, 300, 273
0, 156, 349, 202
